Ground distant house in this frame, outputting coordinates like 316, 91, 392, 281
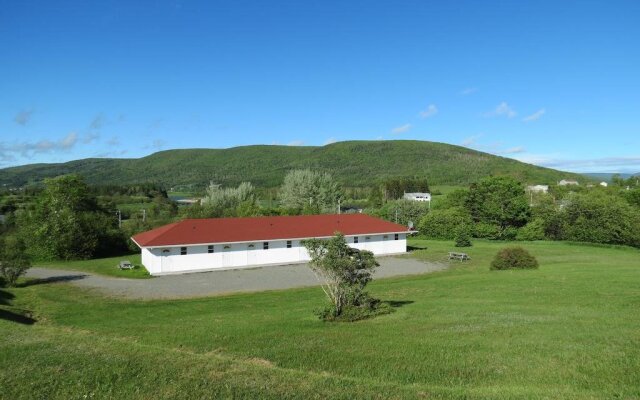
132, 214, 410, 275
403, 192, 431, 202
526, 185, 549, 193
558, 179, 579, 186
599, 181, 608, 187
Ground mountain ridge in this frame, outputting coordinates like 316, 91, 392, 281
0, 140, 587, 188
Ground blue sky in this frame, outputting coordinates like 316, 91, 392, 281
1, 0, 639, 173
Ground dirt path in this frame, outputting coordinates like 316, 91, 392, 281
26, 256, 447, 300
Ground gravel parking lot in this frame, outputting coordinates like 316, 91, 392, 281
26, 256, 447, 300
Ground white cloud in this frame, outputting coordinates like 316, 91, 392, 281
60, 132, 78, 149
522, 108, 546, 122
506, 152, 640, 172
0, 132, 79, 162
485, 102, 516, 118
460, 87, 478, 96
323, 137, 337, 145
287, 140, 304, 146
391, 123, 412, 134
418, 104, 438, 119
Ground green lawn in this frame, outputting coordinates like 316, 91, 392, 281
34, 253, 150, 279
2, 240, 639, 399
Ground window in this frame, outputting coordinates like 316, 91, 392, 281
207, 245, 214, 253
394, 234, 399, 241
180, 247, 187, 255
263, 242, 269, 250
286, 240, 292, 248
353, 236, 359, 243
383, 235, 388, 239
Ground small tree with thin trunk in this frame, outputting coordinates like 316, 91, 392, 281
303, 233, 389, 321
0, 236, 32, 287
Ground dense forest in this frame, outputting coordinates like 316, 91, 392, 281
0, 140, 586, 188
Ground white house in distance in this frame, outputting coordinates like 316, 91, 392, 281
526, 185, 549, 193
403, 192, 431, 202
558, 179, 579, 186
132, 214, 410, 275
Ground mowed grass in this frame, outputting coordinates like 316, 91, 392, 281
34, 253, 150, 279
1, 240, 639, 399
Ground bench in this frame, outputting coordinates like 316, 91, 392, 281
118, 260, 134, 270
448, 252, 470, 261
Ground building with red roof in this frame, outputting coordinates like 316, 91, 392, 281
132, 214, 410, 275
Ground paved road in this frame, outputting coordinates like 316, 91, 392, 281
26, 256, 447, 300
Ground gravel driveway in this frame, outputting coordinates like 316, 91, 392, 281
26, 256, 447, 300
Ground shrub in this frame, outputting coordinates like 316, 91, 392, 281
0, 236, 32, 287
563, 193, 640, 248
417, 207, 471, 240
516, 219, 546, 241
473, 222, 501, 239
454, 225, 472, 247
316, 299, 393, 322
490, 247, 539, 270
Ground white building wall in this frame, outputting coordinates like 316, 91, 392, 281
141, 233, 407, 275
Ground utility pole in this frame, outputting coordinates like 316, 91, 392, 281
116, 209, 121, 228
142, 208, 146, 222
338, 199, 341, 214
395, 209, 398, 224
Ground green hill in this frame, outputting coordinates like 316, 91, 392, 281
0, 140, 585, 188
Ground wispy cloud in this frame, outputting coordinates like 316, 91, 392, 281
323, 137, 337, 145
0, 132, 78, 162
287, 140, 304, 146
391, 123, 412, 134
460, 87, 478, 96
14, 109, 34, 126
461, 135, 526, 156
94, 149, 129, 158
514, 155, 640, 171
83, 132, 100, 144
106, 136, 121, 146
522, 108, 546, 122
418, 104, 438, 119
485, 102, 516, 118
60, 132, 78, 149
461, 134, 482, 147
90, 113, 106, 130
498, 146, 526, 155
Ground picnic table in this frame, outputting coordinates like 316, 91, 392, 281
118, 260, 134, 270
448, 252, 470, 261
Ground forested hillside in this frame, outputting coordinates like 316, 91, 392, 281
0, 140, 585, 188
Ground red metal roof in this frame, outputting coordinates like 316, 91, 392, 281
132, 214, 409, 247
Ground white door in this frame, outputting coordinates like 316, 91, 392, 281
160, 249, 172, 273
246, 243, 257, 265
222, 245, 233, 267
364, 236, 371, 251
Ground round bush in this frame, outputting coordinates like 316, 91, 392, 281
490, 247, 539, 270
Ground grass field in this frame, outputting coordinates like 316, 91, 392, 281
34, 253, 150, 279
1, 240, 639, 399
